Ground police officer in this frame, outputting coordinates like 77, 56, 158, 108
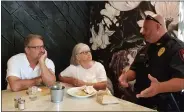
119, 14, 184, 111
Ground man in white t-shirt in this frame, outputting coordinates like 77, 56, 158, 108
59, 43, 107, 90
6, 34, 56, 92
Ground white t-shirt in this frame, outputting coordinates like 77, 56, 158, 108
60, 61, 107, 83
6, 53, 55, 89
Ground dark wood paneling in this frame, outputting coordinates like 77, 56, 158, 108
70, 2, 86, 31
68, 2, 85, 39
53, 1, 70, 23
13, 15, 31, 37
14, 30, 25, 54
76, 2, 89, 19
17, 1, 46, 18
1, 1, 90, 90
1, 37, 14, 89
1, 1, 20, 14
75, 2, 89, 29
13, 7, 45, 35
1, 7, 14, 44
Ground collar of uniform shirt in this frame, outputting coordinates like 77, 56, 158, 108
154, 32, 170, 46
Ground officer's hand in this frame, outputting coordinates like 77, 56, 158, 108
136, 74, 160, 98
118, 70, 129, 88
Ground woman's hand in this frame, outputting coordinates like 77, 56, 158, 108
73, 79, 86, 87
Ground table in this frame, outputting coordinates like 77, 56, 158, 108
2, 83, 156, 111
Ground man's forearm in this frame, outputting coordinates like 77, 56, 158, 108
10, 77, 40, 92
158, 78, 184, 93
39, 62, 56, 86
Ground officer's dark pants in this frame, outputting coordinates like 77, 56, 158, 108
121, 86, 183, 111
136, 94, 184, 112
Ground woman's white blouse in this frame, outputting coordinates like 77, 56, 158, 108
60, 62, 107, 83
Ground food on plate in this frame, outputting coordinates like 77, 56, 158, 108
75, 86, 96, 96
75, 90, 88, 96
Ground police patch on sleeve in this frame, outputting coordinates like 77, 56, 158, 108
179, 49, 184, 61
158, 47, 165, 57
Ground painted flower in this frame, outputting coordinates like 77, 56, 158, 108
90, 2, 142, 50
152, 2, 179, 25
90, 23, 115, 50
109, 1, 141, 11
100, 3, 120, 27
90, 3, 119, 50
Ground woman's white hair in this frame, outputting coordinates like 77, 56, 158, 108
70, 43, 90, 66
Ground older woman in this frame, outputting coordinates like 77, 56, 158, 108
59, 43, 107, 90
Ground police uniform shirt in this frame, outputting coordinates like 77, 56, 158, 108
130, 32, 184, 94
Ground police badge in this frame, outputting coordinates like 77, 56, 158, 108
158, 47, 165, 57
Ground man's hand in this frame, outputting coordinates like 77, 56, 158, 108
136, 74, 160, 98
118, 70, 129, 88
35, 76, 43, 86
39, 50, 47, 64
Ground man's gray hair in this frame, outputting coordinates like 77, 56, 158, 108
24, 34, 44, 47
70, 43, 90, 66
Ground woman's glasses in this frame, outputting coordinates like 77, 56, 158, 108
79, 51, 91, 55
145, 15, 162, 25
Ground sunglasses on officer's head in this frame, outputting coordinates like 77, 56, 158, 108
145, 15, 162, 25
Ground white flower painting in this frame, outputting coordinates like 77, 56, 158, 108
90, 1, 141, 50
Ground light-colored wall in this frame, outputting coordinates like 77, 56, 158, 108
178, 2, 184, 41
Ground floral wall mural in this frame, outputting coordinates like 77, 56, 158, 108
89, 1, 180, 98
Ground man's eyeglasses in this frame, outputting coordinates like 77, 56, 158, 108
145, 15, 162, 25
79, 51, 91, 55
27, 45, 45, 50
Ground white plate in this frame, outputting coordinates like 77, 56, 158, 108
67, 87, 96, 98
